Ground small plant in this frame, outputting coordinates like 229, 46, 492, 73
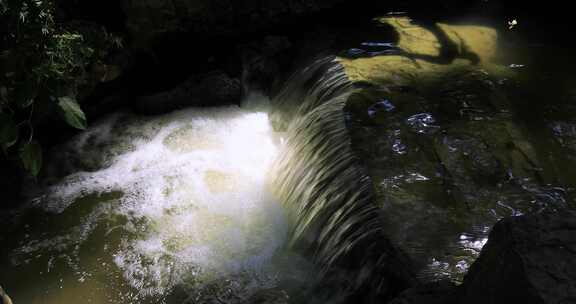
0, 0, 121, 177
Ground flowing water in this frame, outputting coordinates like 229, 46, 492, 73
0, 95, 319, 303
2, 14, 576, 304
339, 17, 576, 284
269, 15, 575, 296
269, 56, 415, 302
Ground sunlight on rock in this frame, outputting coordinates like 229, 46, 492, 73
340, 17, 501, 86
437, 23, 498, 63
378, 16, 442, 57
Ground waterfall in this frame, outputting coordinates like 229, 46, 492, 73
6, 54, 416, 304
270, 56, 417, 302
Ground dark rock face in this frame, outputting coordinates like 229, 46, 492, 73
0, 160, 22, 208
240, 35, 292, 94
121, 0, 348, 44
458, 211, 576, 304
389, 281, 457, 304
133, 70, 242, 115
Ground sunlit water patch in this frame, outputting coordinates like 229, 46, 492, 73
2, 104, 300, 303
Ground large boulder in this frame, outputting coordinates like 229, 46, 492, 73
457, 211, 576, 304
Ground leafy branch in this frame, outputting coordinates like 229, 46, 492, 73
0, 0, 121, 177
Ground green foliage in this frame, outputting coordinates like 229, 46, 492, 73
0, 0, 122, 176
58, 96, 86, 130
33, 33, 95, 86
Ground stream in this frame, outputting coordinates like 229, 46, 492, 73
1, 14, 575, 304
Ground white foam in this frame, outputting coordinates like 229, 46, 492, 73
31, 104, 287, 298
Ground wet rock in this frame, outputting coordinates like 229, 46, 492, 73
344, 52, 570, 283
434, 132, 503, 191
458, 211, 576, 304
133, 70, 241, 115
551, 121, 576, 154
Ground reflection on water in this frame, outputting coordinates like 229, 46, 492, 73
0, 103, 312, 303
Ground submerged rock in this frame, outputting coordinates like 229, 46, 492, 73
458, 211, 576, 304
344, 68, 559, 283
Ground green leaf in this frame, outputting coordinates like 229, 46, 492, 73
58, 96, 87, 130
0, 113, 19, 152
20, 140, 42, 177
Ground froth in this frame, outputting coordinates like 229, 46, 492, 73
29, 105, 286, 298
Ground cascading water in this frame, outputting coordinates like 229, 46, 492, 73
269, 56, 417, 302
0, 96, 318, 303
0, 56, 422, 304
4, 15, 573, 304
